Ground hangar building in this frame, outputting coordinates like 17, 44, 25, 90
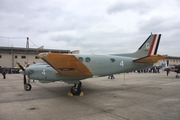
156, 55, 180, 66
0, 46, 79, 67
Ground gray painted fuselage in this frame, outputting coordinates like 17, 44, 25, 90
26, 54, 152, 84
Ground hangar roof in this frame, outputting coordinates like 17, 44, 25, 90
0, 46, 78, 54
164, 55, 180, 59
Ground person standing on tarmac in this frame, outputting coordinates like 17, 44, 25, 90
167, 68, 170, 76
2, 67, 7, 79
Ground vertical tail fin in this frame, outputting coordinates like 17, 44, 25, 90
113, 34, 163, 62
132, 34, 161, 58
133, 34, 165, 63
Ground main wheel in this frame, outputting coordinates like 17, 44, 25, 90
24, 83, 32, 91
71, 86, 81, 95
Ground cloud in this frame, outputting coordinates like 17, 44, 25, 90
138, 17, 180, 33
107, 1, 151, 14
0, 0, 180, 56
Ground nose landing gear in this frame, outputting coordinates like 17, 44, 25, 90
17, 62, 32, 91
24, 76, 32, 91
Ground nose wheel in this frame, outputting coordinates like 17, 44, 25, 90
70, 82, 82, 96
24, 78, 32, 91
24, 83, 32, 91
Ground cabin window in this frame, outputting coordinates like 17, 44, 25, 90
0, 55, 1, 58
110, 58, 115, 62
85, 57, 91, 62
15, 55, 18, 59
78, 57, 83, 62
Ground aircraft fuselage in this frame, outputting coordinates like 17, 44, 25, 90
26, 55, 152, 84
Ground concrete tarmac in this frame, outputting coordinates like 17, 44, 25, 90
0, 72, 180, 120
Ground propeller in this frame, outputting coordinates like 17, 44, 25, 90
16, 62, 31, 91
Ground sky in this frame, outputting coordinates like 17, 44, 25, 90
0, 0, 180, 56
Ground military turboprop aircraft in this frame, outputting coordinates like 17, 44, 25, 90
171, 65, 180, 78
165, 65, 180, 78
17, 34, 165, 96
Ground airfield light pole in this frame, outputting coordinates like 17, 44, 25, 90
124, 73, 126, 90
26, 37, 29, 65
26, 37, 29, 48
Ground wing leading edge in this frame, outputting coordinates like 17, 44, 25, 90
38, 52, 93, 77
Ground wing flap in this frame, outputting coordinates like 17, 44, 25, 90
133, 54, 166, 63
38, 52, 93, 77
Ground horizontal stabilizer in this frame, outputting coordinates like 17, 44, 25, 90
133, 54, 166, 63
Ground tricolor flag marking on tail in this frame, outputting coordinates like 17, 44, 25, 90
132, 33, 164, 63
148, 34, 161, 56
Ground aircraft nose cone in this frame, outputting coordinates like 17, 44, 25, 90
24, 67, 33, 75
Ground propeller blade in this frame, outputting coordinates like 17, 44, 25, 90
16, 62, 25, 71
17, 62, 27, 85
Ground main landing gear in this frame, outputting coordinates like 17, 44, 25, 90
69, 82, 83, 96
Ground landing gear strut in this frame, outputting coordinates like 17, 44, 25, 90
24, 77, 32, 91
70, 82, 82, 95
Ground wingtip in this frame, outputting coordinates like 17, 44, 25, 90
38, 52, 49, 58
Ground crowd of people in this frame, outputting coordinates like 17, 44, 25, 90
0, 67, 20, 74
0, 66, 20, 79
134, 66, 161, 73
108, 66, 162, 79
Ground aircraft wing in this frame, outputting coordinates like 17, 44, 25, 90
133, 54, 166, 63
38, 52, 93, 77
